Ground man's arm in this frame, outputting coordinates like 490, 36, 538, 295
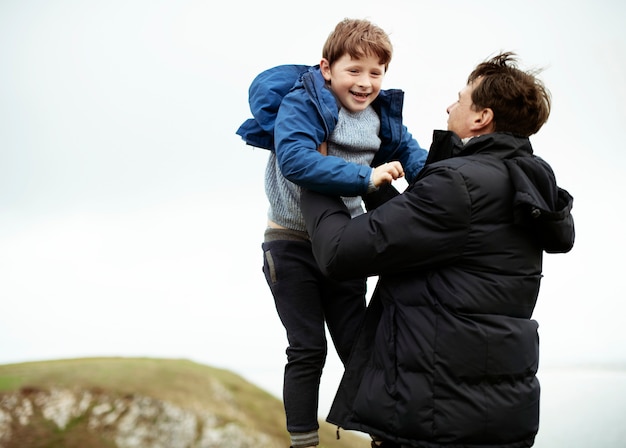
301, 166, 471, 279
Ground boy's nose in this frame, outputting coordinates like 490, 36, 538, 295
357, 75, 371, 87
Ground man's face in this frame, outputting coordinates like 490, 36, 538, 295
446, 79, 479, 139
321, 53, 385, 113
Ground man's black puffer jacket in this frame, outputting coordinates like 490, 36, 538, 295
301, 131, 575, 448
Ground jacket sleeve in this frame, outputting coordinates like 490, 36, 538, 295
274, 89, 373, 196
301, 166, 472, 279
370, 89, 427, 182
395, 125, 428, 183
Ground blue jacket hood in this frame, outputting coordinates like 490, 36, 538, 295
236, 64, 311, 151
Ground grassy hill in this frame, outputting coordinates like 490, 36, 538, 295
0, 357, 366, 448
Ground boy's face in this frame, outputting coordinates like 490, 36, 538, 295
320, 53, 385, 113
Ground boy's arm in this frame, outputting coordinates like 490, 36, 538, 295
396, 125, 428, 182
275, 92, 372, 196
318, 141, 403, 188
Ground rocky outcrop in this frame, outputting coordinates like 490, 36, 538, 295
0, 387, 281, 448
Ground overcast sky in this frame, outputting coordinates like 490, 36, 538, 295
1, 0, 625, 420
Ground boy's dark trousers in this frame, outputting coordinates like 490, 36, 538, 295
262, 238, 366, 434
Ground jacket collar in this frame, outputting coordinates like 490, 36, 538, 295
426, 130, 533, 166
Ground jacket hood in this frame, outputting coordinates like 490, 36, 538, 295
236, 64, 312, 150
428, 130, 575, 254
504, 155, 575, 253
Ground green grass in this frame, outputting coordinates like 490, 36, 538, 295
0, 375, 23, 391
0, 357, 367, 448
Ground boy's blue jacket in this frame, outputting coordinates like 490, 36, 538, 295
236, 65, 427, 196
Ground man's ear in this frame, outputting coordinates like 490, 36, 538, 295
471, 108, 494, 133
320, 58, 332, 81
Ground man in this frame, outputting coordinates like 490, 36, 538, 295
300, 52, 575, 448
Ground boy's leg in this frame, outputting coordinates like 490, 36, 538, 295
262, 239, 327, 447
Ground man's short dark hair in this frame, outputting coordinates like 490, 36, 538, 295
468, 52, 551, 136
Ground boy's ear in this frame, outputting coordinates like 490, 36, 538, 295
320, 58, 332, 81
471, 108, 495, 133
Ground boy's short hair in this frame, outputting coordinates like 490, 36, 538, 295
468, 52, 551, 137
322, 18, 393, 70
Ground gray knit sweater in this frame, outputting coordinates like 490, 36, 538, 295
265, 106, 381, 232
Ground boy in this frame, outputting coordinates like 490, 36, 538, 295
237, 18, 427, 448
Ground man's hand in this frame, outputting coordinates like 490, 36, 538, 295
372, 161, 404, 187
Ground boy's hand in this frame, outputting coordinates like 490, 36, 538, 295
317, 141, 328, 156
372, 161, 404, 187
